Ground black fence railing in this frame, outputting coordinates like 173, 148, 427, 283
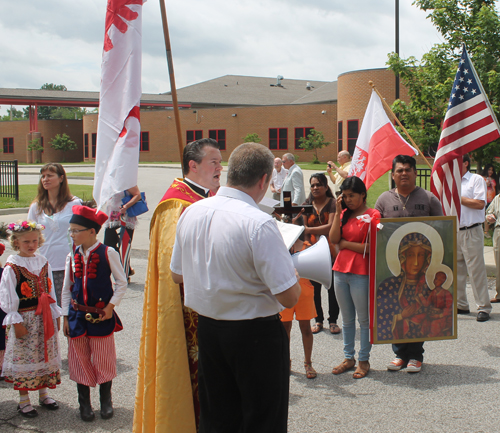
0, 160, 19, 201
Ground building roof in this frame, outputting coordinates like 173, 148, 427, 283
0, 75, 338, 109
170, 75, 337, 107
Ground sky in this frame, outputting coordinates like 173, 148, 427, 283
0, 0, 445, 114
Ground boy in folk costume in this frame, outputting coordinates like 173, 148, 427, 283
61, 205, 127, 422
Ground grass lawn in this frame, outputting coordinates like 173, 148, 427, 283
66, 172, 94, 177
0, 185, 94, 209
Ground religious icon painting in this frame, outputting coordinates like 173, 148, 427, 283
369, 216, 457, 344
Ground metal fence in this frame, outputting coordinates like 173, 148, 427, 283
392, 168, 476, 190
0, 160, 19, 201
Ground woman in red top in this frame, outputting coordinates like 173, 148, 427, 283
329, 176, 379, 379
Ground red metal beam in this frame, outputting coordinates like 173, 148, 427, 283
29, 105, 38, 132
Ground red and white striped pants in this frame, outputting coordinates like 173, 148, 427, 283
68, 334, 116, 387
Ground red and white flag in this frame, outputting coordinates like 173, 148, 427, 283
431, 44, 500, 218
93, 0, 146, 210
349, 90, 417, 189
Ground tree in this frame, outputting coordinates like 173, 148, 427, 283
28, 138, 44, 163
38, 83, 88, 120
298, 130, 330, 164
0, 107, 27, 122
387, 0, 500, 168
50, 133, 77, 162
242, 133, 262, 143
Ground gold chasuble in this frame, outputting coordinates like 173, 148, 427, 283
133, 179, 206, 433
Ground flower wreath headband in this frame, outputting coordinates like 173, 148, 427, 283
8, 221, 45, 233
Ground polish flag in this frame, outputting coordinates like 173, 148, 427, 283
349, 90, 418, 189
93, 0, 146, 210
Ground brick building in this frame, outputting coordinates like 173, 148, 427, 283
0, 68, 412, 164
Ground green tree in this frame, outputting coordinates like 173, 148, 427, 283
0, 107, 27, 122
298, 129, 330, 164
38, 83, 88, 120
387, 0, 500, 168
242, 133, 262, 143
50, 133, 77, 162
28, 138, 44, 163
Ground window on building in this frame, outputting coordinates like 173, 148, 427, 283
186, 130, 203, 144
3, 137, 13, 154
84, 134, 89, 159
294, 127, 314, 150
91, 133, 97, 158
209, 129, 226, 150
140, 131, 150, 152
269, 128, 288, 150
338, 121, 343, 152
347, 120, 359, 155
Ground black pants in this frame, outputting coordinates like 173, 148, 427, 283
312, 270, 339, 324
198, 315, 289, 433
392, 342, 425, 362
103, 226, 134, 275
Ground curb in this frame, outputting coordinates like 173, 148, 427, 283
0, 207, 29, 216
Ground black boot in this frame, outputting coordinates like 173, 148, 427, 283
99, 381, 114, 419
77, 383, 95, 422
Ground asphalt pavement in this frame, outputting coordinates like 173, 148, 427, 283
0, 165, 499, 433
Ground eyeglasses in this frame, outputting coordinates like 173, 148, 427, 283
68, 228, 90, 235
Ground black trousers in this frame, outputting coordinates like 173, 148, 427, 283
198, 314, 290, 433
392, 342, 425, 362
312, 270, 339, 324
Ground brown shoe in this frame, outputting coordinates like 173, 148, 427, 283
311, 323, 323, 334
332, 358, 355, 375
491, 298, 500, 303
353, 360, 370, 379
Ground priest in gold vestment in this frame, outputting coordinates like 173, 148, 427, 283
133, 139, 222, 433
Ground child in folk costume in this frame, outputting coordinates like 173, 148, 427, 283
0, 241, 7, 379
0, 221, 62, 418
61, 205, 127, 422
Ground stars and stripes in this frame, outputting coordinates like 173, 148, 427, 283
431, 44, 500, 218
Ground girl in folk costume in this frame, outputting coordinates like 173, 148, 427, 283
61, 205, 127, 422
0, 239, 7, 380
0, 221, 62, 418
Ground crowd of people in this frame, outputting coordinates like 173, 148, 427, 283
0, 144, 497, 432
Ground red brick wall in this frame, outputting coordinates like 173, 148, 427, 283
84, 104, 338, 163
0, 119, 83, 163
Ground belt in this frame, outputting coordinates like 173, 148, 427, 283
71, 300, 105, 323
459, 222, 481, 231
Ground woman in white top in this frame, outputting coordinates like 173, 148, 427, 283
27, 163, 81, 306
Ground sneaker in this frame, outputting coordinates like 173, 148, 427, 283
406, 359, 422, 373
387, 357, 405, 371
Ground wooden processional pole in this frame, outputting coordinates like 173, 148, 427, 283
368, 81, 433, 170
159, 0, 185, 176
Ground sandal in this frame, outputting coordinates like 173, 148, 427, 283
304, 362, 317, 379
331, 358, 355, 375
39, 396, 59, 410
329, 323, 341, 334
311, 323, 323, 334
353, 360, 370, 379
17, 403, 38, 418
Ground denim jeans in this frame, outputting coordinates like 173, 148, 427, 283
334, 271, 371, 362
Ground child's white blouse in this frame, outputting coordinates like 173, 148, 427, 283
0, 254, 62, 326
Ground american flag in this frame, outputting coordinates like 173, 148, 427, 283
431, 44, 500, 218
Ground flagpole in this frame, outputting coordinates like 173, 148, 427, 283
368, 81, 433, 170
159, 0, 185, 176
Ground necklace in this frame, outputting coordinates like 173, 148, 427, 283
396, 189, 411, 211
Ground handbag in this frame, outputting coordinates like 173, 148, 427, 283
121, 192, 149, 217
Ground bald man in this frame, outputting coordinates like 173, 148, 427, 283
270, 157, 288, 201
327, 151, 351, 195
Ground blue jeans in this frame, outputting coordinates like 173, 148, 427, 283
334, 271, 371, 362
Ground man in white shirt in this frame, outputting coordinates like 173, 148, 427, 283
457, 154, 492, 322
170, 142, 300, 433
327, 150, 351, 195
281, 153, 306, 206
270, 157, 288, 201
